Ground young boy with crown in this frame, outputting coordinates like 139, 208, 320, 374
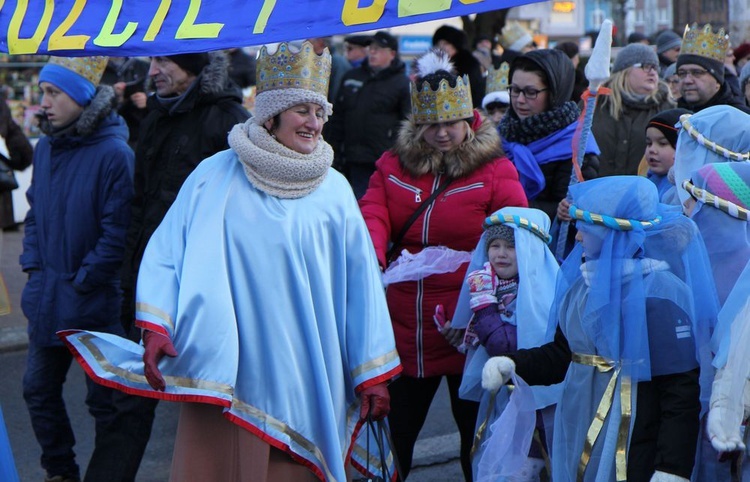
61, 41, 401, 482
21, 56, 134, 482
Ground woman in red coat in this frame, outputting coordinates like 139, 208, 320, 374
360, 50, 528, 481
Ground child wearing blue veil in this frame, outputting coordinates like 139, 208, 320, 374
481, 176, 717, 482
452, 206, 560, 481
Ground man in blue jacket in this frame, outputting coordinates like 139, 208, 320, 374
20, 56, 134, 482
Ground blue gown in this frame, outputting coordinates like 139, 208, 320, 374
62, 149, 401, 482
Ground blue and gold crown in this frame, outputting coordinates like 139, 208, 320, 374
410, 76, 473, 124
681, 23, 729, 63
486, 62, 510, 94
48, 56, 108, 85
256, 41, 331, 97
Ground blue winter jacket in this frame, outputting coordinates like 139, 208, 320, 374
20, 109, 134, 346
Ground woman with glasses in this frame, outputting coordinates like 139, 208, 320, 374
498, 49, 600, 223
591, 43, 675, 178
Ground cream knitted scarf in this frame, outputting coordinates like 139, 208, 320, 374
228, 119, 332, 199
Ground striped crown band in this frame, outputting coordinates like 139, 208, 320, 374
569, 205, 662, 231
682, 180, 750, 221
679, 113, 750, 161
484, 213, 552, 245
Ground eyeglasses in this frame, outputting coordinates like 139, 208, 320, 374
632, 63, 658, 74
677, 68, 709, 79
508, 86, 548, 100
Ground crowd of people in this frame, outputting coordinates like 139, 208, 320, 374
5, 17, 750, 482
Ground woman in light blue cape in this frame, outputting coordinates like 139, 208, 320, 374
453, 206, 560, 480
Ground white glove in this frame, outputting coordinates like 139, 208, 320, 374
649, 470, 689, 482
482, 356, 515, 392
707, 367, 746, 453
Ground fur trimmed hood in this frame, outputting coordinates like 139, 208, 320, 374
393, 114, 503, 178
38, 85, 117, 137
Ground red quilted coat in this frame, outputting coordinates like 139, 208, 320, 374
360, 114, 528, 378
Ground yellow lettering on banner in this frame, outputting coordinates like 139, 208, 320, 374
341, 0, 386, 26
397, 0, 451, 16
144, 0, 171, 41
176, 0, 223, 39
48, 0, 90, 50
459, 0, 484, 4
8, 0, 54, 54
253, 0, 276, 34
94, 0, 137, 47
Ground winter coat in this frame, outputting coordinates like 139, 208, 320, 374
360, 116, 528, 378
20, 87, 135, 346
0, 99, 33, 228
122, 52, 249, 331
678, 80, 750, 114
592, 84, 674, 177
326, 58, 410, 168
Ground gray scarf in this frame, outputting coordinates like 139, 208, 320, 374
228, 119, 332, 199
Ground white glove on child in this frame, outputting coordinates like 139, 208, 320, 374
649, 471, 689, 482
482, 356, 515, 392
707, 367, 746, 453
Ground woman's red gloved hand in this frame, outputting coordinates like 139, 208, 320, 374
142, 330, 178, 391
359, 383, 390, 421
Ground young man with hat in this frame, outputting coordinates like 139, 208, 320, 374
83, 52, 249, 482
21, 56, 134, 482
656, 29, 681, 76
676, 24, 750, 113
326, 30, 410, 198
343, 34, 370, 68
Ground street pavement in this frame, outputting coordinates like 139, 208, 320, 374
0, 226, 463, 481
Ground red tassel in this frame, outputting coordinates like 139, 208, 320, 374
471, 109, 482, 131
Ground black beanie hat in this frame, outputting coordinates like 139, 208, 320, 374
166, 53, 210, 76
432, 25, 468, 51
676, 54, 724, 84
646, 108, 692, 148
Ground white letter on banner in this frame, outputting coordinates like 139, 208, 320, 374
7, 0, 54, 54
94, 0, 137, 47
144, 0, 171, 41
48, 0, 90, 50
341, 0, 386, 26
397, 0, 451, 16
175, 0, 223, 39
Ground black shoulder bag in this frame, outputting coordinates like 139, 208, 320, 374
385, 177, 452, 264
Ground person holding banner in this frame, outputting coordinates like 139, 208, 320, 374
359, 49, 527, 481
481, 175, 716, 482
62, 41, 401, 482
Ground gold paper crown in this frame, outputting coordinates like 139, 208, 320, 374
256, 41, 331, 97
501, 21, 533, 51
681, 23, 729, 63
486, 62, 510, 94
410, 75, 473, 124
48, 56, 108, 85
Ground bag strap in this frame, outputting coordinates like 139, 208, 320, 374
386, 177, 452, 263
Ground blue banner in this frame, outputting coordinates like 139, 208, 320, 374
0, 0, 539, 56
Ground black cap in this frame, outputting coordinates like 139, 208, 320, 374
166, 53, 210, 76
370, 31, 398, 52
344, 35, 371, 47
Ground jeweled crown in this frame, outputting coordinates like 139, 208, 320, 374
410, 76, 473, 124
256, 41, 331, 97
486, 62, 510, 94
681, 23, 729, 63
48, 56, 108, 85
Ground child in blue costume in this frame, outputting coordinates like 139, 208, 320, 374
644, 108, 691, 205
481, 176, 717, 482
452, 206, 560, 481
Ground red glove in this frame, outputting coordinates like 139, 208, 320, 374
359, 383, 390, 421
142, 330, 178, 391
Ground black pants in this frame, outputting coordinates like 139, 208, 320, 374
387, 374, 479, 481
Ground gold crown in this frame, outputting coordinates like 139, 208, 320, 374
681, 23, 729, 63
501, 21, 533, 51
410, 75, 473, 124
48, 56, 108, 85
486, 62, 510, 94
256, 41, 331, 97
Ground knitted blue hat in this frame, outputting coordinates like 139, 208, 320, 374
38, 57, 107, 106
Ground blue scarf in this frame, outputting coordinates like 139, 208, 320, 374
502, 121, 600, 200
